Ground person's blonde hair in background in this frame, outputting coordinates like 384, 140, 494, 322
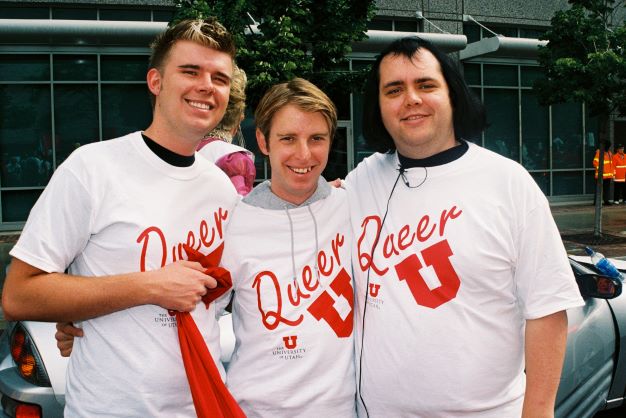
197, 65, 255, 195
208, 65, 247, 147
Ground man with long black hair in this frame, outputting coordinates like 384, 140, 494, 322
347, 37, 583, 417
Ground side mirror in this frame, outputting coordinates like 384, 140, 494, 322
576, 274, 622, 299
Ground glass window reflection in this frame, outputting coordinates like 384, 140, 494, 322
101, 85, 152, 140
101, 56, 149, 81
484, 65, 518, 87
352, 92, 374, 165
484, 89, 519, 161
323, 127, 348, 181
585, 170, 597, 195
531, 172, 550, 195
2, 190, 43, 223
521, 66, 544, 87
99, 9, 151, 21
552, 102, 583, 169
553, 171, 583, 195
54, 85, 100, 167
464, 63, 481, 86
0, 85, 52, 187
0, 55, 49, 82
52, 7, 97, 20
521, 91, 549, 170
54, 55, 97, 81
585, 111, 599, 169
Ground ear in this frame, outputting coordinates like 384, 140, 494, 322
146, 68, 162, 96
256, 128, 269, 156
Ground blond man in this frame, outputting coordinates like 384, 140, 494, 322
2, 18, 239, 416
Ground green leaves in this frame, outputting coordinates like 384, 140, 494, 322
535, 0, 625, 117
172, 0, 375, 107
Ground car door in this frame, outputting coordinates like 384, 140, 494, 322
556, 261, 618, 418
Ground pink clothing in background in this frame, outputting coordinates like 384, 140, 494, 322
197, 137, 256, 196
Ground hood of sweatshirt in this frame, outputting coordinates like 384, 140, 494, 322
241, 176, 331, 286
242, 176, 331, 209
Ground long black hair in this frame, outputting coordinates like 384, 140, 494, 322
362, 37, 487, 153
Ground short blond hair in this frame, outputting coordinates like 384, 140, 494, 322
149, 18, 235, 71
255, 78, 337, 145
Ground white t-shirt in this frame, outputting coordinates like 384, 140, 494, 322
10, 132, 239, 418
219, 182, 356, 417
345, 142, 584, 417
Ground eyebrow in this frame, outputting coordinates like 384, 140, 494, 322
275, 131, 330, 137
178, 64, 200, 70
177, 64, 232, 81
381, 77, 438, 89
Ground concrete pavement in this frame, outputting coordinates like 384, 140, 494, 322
553, 203, 626, 260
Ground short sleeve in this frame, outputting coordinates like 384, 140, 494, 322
514, 198, 584, 319
10, 165, 93, 273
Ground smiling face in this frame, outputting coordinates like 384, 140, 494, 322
146, 40, 233, 154
378, 49, 455, 159
256, 104, 331, 205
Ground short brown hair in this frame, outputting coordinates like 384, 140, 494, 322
255, 78, 337, 145
148, 18, 236, 106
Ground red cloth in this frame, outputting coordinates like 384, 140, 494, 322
174, 244, 245, 418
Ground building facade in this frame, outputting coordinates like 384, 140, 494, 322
0, 0, 625, 233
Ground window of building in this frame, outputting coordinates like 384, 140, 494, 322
368, 18, 393, 31
521, 91, 549, 170
466, 62, 594, 198
464, 25, 481, 44
54, 55, 98, 80
367, 17, 422, 32
153, 10, 175, 22
463, 24, 547, 41
484, 88, 520, 161
0, 6, 49, 19
484, 25, 518, 38
52, 8, 97, 20
394, 19, 419, 33
0, 53, 152, 226
99, 9, 152, 22
0, 5, 174, 22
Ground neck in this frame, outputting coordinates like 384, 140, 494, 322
270, 187, 314, 206
143, 124, 200, 156
398, 140, 468, 168
397, 137, 459, 160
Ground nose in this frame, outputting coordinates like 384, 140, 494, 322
198, 73, 215, 94
295, 140, 312, 160
405, 87, 422, 106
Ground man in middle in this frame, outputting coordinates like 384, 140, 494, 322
217, 77, 356, 417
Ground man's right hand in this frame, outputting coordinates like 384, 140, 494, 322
55, 322, 83, 357
3, 258, 220, 323
145, 260, 218, 312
